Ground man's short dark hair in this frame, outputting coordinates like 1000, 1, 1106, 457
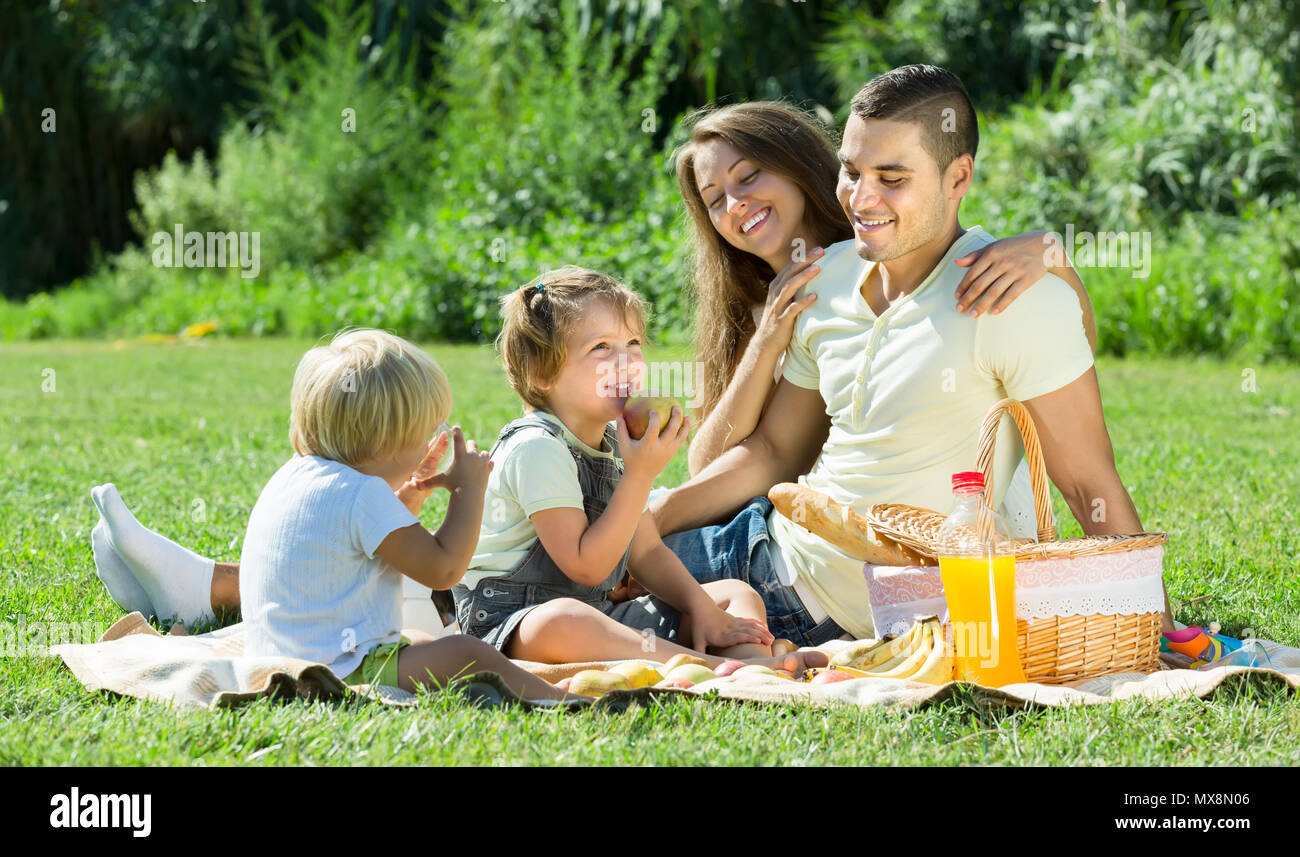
850, 64, 978, 173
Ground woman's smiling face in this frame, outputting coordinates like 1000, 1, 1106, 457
693, 138, 809, 271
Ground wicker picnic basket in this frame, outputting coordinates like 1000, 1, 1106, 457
865, 398, 1168, 684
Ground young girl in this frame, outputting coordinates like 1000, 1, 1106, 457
454, 267, 828, 675
236, 328, 579, 701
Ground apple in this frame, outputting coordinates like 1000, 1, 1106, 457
655, 677, 695, 690
609, 661, 663, 689
732, 664, 781, 678
568, 670, 631, 698
623, 394, 683, 440
714, 660, 747, 678
666, 664, 718, 685
810, 668, 857, 685
662, 653, 709, 673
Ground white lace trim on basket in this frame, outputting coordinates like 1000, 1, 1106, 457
1016, 575, 1166, 621
873, 598, 950, 638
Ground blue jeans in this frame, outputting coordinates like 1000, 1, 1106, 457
661, 496, 847, 648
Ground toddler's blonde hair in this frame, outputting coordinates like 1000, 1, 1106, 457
289, 328, 451, 468
497, 266, 648, 412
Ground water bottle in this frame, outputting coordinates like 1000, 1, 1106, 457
936, 471, 1027, 687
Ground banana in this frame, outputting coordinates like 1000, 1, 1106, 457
819, 619, 953, 683
904, 620, 956, 685
871, 620, 935, 679
862, 649, 908, 674
895, 620, 925, 653
568, 670, 632, 697
771, 638, 800, 657
830, 633, 900, 670
858, 620, 925, 675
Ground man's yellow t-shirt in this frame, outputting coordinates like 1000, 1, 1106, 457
771, 227, 1095, 639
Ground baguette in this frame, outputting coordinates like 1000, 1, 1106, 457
768, 483, 928, 566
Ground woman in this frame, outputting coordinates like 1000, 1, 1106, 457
90, 102, 1096, 629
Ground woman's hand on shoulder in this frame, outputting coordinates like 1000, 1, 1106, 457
755, 246, 823, 352
954, 230, 1064, 318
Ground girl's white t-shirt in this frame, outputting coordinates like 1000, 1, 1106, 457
465, 411, 649, 591
240, 455, 419, 679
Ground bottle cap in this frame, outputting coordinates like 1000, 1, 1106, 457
952, 471, 985, 493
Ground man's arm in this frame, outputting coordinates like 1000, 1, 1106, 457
651, 379, 831, 535
1024, 367, 1175, 632
1022, 367, 1140, 534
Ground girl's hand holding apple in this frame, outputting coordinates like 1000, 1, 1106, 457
621, 394, 684, 441
617, 404, 689, 482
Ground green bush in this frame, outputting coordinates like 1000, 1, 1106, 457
426, 0, 678, 230
129, 0, 434, 269
0, 0, 248, 300
345, 160, 688, 344
374, 0, 688, 341
3, 0, 1296, 364
816, 0, 1095, 116
1086, 206, 1300, 361
965, 0, 1297, 231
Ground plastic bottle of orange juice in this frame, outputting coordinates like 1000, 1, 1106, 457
936, 471, 1027, 687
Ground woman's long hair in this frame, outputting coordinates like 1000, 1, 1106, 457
673, 102, 852, 422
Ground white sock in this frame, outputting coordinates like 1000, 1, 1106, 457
91, 483, 216, 626
92, 518, 155, 617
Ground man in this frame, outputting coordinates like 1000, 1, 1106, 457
654, 64, 1169, 642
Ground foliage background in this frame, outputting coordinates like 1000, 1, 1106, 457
0, 0, 1296, 358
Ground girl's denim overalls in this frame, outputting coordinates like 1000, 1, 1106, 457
451, 414, 679, 650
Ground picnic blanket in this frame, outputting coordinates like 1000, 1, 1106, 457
51, 612, 1300, 711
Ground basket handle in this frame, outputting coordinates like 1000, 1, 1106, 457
975, 398, 1056, 543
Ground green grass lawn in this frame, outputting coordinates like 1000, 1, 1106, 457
1, 338, 1298, 765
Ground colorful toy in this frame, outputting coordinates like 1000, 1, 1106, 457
1159, 622, 1267, 669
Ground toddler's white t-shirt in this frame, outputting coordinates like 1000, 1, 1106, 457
240, 455, 419, 679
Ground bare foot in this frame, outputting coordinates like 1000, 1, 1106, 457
744, 648, 829, 676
